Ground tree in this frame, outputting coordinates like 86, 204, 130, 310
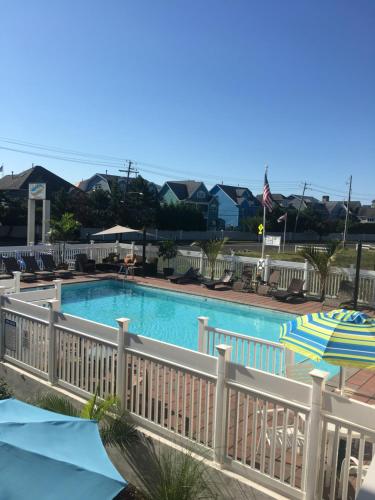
156, 203, 206, 230
49, 212, 81, 264
299, 241, 342, 300
158, 240, 178, 270
36, 390, 138, 453
193, 238, 229, 280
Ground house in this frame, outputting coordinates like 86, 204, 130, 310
321, 196, 362, 220
77, 173, 128, 193
210, 184, 260, 229
255, 192, 285, 210
358, 202, 375, 223
0, 165, 78, 198
159, 180, 218, 228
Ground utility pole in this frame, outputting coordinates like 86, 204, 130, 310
342, 174, 352, 248
294, 181, 310, 234
119, 160, 138, 201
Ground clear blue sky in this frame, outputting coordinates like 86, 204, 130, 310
1, 1, 374, 202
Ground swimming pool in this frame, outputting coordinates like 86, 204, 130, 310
61, 280, 339, 377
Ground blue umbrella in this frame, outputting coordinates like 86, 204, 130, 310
0, 399, 126, 500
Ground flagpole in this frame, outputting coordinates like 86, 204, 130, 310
261, 165, 268, 259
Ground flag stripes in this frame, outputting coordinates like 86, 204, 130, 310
262, 173, 273, 212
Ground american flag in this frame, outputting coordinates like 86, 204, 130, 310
262, 173, 273, 212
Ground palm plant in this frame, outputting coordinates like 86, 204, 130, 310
48, 212, 81, 266
132, 438, 216, 500
36, 390, 138, 453
193, 238, 229, 280
299, 241, 342, 301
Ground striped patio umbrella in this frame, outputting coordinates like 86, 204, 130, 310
280, 310, 375, 387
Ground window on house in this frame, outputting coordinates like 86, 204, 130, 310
196, 191, 206, 199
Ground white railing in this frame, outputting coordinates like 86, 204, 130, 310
197, 317, 286, 376
2, 241, 375, 305
2, 292, 375, 498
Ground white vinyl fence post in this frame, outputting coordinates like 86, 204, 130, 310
13, 271, 21, 293
116, 318, 130, 408
0, 287, 6, 360
264, 255, 270, 282
213, 344, 232, 467
197, 316, 209, 354
305, 369, 328, 500
303, 259, 310, 293
89, 240, 94, 260
114, 240, 119, 255
131, 242, 135, 257
285, 348, 295, 371
53, 279, 62, 311
47, 299, 59, 385
199, 249, 204, 275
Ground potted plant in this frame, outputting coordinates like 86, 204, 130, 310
158, 240, 178, 278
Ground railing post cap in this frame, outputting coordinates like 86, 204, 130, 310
198, 316, 209, 321
216, 343, 232, 354
116, 317, 130, 324
309, 369, 329, 381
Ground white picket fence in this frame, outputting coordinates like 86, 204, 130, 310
0, 288, 374, 499
1, 242, 375, 305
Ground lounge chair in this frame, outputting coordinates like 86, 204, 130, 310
22, 255, 56, 280
40, 254, 73, 279
232, 265, 254, 292
201, 270, 234, 290
272, 278, 305, 302
75, 253, 96, 273
323, 280, 354, 309
1, 257, 37, 283
257, 270, 281, 296
169, 267, 201, 284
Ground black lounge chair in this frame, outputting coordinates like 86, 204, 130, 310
40, 254, 73, 279
232, 265, 254, 292
202, 270, 234, 290
323, 280, 354, 309
169, 267, 201, 284
257, 270, 281, 296
22, 255, 56, 280
273, 278, 305, 302
2, 257, 37, 283
75, 253, 96, 273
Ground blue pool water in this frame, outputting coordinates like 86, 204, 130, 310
61, 280, 339, 377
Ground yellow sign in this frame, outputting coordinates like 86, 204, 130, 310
258, 224, 264, 235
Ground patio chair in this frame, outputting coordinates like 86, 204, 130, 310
338, 456, 370, 498
272, 278, 305, 302
40, 254, 73, 279
1, 257, 37, 283
257, 270, 281, 296
169, 267, 201, 284
256, 406, 306, 455
22, 255, 55, 280
201, 270, 234, 290
232, 265, 254, 292
75, 253, 96, 273
323, 280, 354, 309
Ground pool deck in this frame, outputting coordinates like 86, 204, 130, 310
20, 272, 375, 405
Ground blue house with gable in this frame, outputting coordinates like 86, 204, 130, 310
210, 184, 260, 229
